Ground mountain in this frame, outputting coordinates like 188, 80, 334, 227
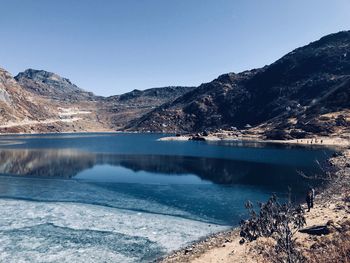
1, 30, 349, 137
97, 86, 194, 129
1, 68, 193, 133
114, 86, 194, 102
127, 31, 350, 137
105, 86, 195, 110
15, 69, 96, 101
0, 68, 109, 134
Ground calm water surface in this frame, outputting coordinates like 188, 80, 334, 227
0, 133, 332, 262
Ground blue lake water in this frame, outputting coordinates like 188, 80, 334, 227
0, 133, 332, 262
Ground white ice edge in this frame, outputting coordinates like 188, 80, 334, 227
0, 199, 227, 254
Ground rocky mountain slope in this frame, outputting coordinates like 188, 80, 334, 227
15, 69, 96, 101
99, 86, 194, 129
109, 86, 194, 104
127, 31, 350, 137
0, 68, 193, 133
0, 68, 55, 127
0, 70, 104, 135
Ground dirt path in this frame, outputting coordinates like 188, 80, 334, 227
0, 107, 93, 129
0, 117, 82, 128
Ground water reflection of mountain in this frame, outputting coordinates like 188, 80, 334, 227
0, 149, 322, 187
0, 149, 95, 178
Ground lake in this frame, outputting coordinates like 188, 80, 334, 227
0, 133, 332, 262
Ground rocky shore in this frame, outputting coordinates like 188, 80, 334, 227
158, 149, 350, 263
159, 131, 350, 147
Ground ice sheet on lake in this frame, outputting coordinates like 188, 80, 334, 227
0, 199, 227, 263
0, 176, 212, 222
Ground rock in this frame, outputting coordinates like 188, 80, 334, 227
184, 248, 193, 255
265, 129, 292, 140
290, 130, 308, 139
335, 115, 349, 126
189, 136, 206, 141
299, 224, 331, 235
202, 131, 209, 136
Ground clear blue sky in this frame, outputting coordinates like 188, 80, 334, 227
1, 0, 349, 96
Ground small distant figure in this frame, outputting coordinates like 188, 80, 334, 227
306, 187, 315, 212
311, 187, 315, 208
321, 140, 323, 144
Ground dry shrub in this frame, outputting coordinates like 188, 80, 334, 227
240, 195, 306, 263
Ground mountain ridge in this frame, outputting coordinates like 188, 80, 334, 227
1, 67, 193, 133
1, 30, 349, 138
127, 30, 350, 137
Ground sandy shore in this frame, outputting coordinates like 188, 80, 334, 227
159, 149, 350, 263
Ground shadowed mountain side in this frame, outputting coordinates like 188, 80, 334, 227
258, 77, 350, 139
128, 31, 350, 134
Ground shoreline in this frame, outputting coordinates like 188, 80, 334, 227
0, 130, 348, 148
158, 148, 350, 263
0, 130, 120, 136
159, 134, 350, 148
0, 130, 173, 137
